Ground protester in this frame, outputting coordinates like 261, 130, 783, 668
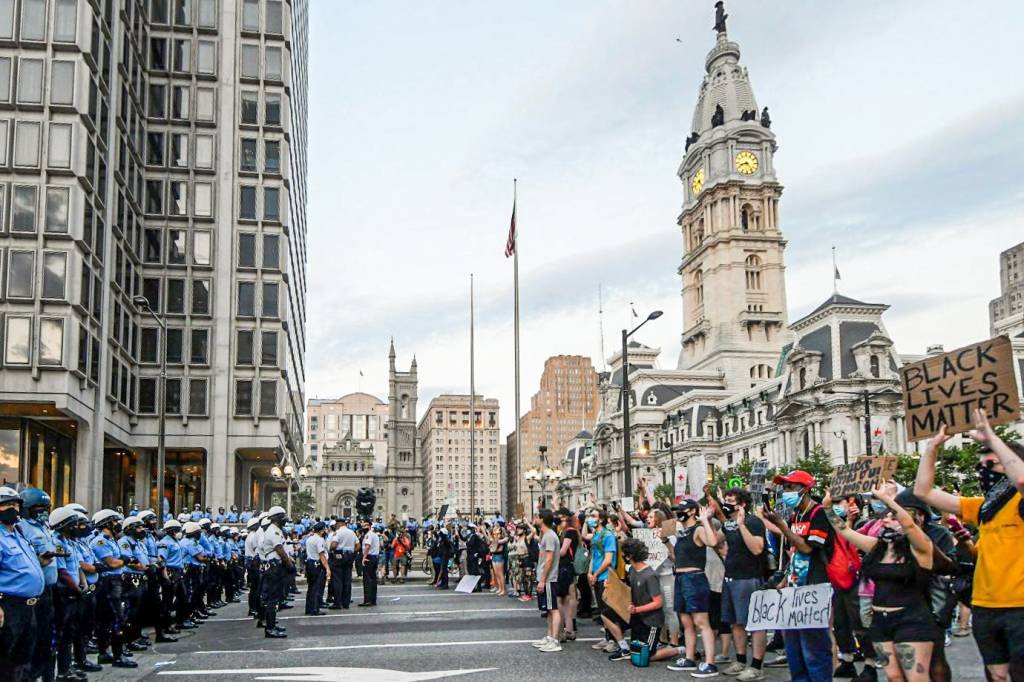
531, 509, 563, 653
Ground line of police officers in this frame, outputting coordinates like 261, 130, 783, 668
0, 486, 251, 681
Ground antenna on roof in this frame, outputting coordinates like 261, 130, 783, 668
598, 284, 607, 369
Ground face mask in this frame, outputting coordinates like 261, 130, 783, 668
720, 503, 737, 517
832, 505, 847, 518
34, 511, 50, 525
977, 461, 1006, 496
870, 501, 887, 515
781, 492, 802, 509
587, 518, 597, 529
76, 525, 89, 538
173, 531, 182, 540
135, 528, 146, 539
0, 507, 20, 525
879, 527, 901, 543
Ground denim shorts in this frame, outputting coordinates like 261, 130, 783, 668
492, 555, 505, 565
721, 577, 761, 626
673, 571, 710, 614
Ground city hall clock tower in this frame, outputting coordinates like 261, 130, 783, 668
676, 8, 790, 390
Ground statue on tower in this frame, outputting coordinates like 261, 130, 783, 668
714, 1, 728, 34
760, 106, 771, 128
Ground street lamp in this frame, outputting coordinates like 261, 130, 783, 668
823, 387, 890, 456
524, 469, 538, 515
133, 295, 167, 529
271, 462, 307, 518
621, 309, 663, 495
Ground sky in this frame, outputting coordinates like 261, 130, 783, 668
305, 1, 1024, 435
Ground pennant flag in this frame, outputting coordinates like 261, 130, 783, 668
834, 266, 841, 281
504, 194, 516, 258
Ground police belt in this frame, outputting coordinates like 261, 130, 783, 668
125, 574, 144, 588
259, 560, 281, 572
332, 550, 355, 559
0, 592, 40, 606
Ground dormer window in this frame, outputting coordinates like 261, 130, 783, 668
799, 367, 807, 390
870, 355, 880, 378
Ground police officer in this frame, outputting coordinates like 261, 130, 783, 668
17, 487, 58, 681
50, 506, 86, 681
358, 519, 381, 607
304, 522, 329, 615
89, 509, 136, 669
258, 506, 294, 638
0, 486, 45, 681
138, 510, 176, 644
65, 504, 101, 674
244, 515, 263, 617
180, 521, 209, 625
116, 516, 150, 652
329, 518, 357, 609
158, 519, 188, 634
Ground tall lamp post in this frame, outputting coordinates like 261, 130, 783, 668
524, 445, 563, 512
271, 462, 308, 518
133, 295, 167, 529
823, 387, 890, 456
621, 310, 663, 495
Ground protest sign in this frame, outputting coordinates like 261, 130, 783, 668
674, 466, 687, 498
750, 460, 770, 498
604, 570, 632, 622
830, 456, 898, 498
632, 528, 668, 571
661, 519, 677, 537
901, 335, 1021, 441
454, 574, 480, 594
618, 496, 635, 513
687, 455, 707, 497
746, 583, 833, 632
514, 502, 525, 519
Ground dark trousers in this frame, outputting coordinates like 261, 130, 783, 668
29, 584, 53, 680
438, 555, 450, 589
362, 555, 378, 604
54, 587, 81, 676
96, 576, 125, 659
331, 554, 354, 608
304, 560, 325, 614
74, 590, 96, 666
261, 562, 285, 631
143, 572, 166, 637
247, 560, 262, 616
121, 576, 144, 643
0, 597, 38, 682
577, 573, 594, 616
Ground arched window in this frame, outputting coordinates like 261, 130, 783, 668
741, 204, 752, 231
870, 355, 881, 378
694, 218, 705, 244
345, 461, 350, 471
694, 269, 704, 306
745, 255, 762, 290
799, 367, 807, 390
749, 363, 773, 387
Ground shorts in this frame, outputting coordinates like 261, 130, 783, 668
972, 606, 1024, 666
868, 602, 938, 643
555, 565, 574, 598
492, 555, 505, 565
673, 571, 710, 614
601, 607, 664, 653
721, 577, 760, 626
537, 582, 558, 613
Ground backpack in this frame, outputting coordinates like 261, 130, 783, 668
810, 506, 860, 590
573, 535, 590, 576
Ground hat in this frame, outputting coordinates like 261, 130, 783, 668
138, 509, 156, 522
163, 519, 182, 531
246, 517, 260, 529
183, 521, 201, 535
894, 489, 931, 515
198, 518, 212, 527
772, 470, 816, 488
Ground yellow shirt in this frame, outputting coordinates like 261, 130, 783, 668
961, 493, 1024, 608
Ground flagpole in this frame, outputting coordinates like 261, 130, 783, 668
512, 179, 522, 518
470, 273, 476, 521
832, 245, 838, 295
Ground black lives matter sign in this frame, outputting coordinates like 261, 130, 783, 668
831, 456, 898, 498
901, 336, 1020, 441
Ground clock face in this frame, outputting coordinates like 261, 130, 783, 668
735, 151, 758, 175
691, 168, 705, 195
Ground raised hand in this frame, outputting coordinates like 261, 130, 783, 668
968, 409, 995, 445
821, 488, 833, 509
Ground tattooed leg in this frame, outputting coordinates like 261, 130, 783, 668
873, 642, 891, 668
895, 642, 932, 681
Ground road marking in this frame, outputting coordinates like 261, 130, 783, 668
157, 665, 496, 681
214, 606, 535, 624
189, 637, 602, 655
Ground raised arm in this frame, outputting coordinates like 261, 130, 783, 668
822, 489, 879, 554
872, 485, 933, 569
970, 408, 1024, 492
913, 425, 962, 515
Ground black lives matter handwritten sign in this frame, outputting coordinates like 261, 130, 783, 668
831, 456, 898, 498
746, 584, 833, 632
901, 336, 1020, 442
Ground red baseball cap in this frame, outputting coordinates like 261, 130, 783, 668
772, 470, 816, 488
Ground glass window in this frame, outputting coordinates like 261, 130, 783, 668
239, 138, 257, 171
174, 0, 191, 25
197, 41, 215, 75
238, 233, 256, 267
12, 185, 38, 232
241, 0, 258, 30
195, 134, 213, 168
20, 0, 45, 41
173, 39, 191, 72
265, 47, 282, 80
262, 234, 279, 269
240, 44, 259, 79
190, 328, 208, 364
261, 282, 278, 317
260, 330, 277, 366
239, 186, 256, 219
263, 187, 279, 220
54, 0, 77, 42
44, 187, 70, 233
235, 380, 253, 415
4, 317, 30, 364
195, 87, 215, 120
150, 0, 169, 23
168, 181, 187, 215
191, 279, 210, 314
7, 250, 34, 297
266, 0, 283, 34
236, 329, 253, 365
241, 91, 258, 124
197, 0, 216, 27
265, 140, 280, 173
47, 123, 72, 168
193, 231, 211, 265
0, 57, 10, 102
169, 133, 188, 167
237, 281, 255, 316
171, 85, 190, 119
139, 378, 157, 413
259, 380, 276, 416
140, 327, 159, 363
147, 131, 165, 165
150, 38, 168, 70
194, 182, 212, 216
14, 122, 40, 166
16, 58, 42, 103
188, 378, 207, 415
0, 0, 13, 39
42, 252, 67, 299
146, 180, 164, 214
148, 83, 166, 117
142, 277, 161, 309
166, 279, 185, 314
50, 61, 75, 105
167, 229, 186, 264
265, 93, 281, 125
166, 378, 181, 414
166, 328, 183, 363
0, 121, 7, 164
144, 229, 162, 263
39, 318, 63, 365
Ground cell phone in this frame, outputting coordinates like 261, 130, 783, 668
947, 516, 964, 532
40, 551, 56, 559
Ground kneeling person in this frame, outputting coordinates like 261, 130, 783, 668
601, 538, 676, 664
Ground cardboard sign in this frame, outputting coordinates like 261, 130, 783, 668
631, 528, 668, 571
750, 460, 770, 497
901, 335, 1021, 441
746, 583, 833, 632
604, 570, 632, 623
687, 455, 707, 497
514, 503, 525, 519
661, 519, 677, 537
830, 456, 898, 498
454, 574, 480, 594
618, 497, 635, 513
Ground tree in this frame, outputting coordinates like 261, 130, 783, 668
654, 483, 675, 501
792, 446, 834, 497
270, 489, 317, 517
891, 424, 1021, 497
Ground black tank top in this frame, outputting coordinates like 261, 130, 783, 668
862, 560, 931, 609
674, 525, 706, 572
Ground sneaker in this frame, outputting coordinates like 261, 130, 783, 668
591, 641, 608, 650
944, 632, 953, 648
714, 655, 732, 664
608, 648, 630, 661
603, 641, 620, 654
539, 640, 563, 653
722, 661, 747, 676
737, 668, 765, 681
834, 661, 858, 678
691, 662, 720, 678
764, 654, 788, 668
531, 636, 552, 648
667, 658, 699, 671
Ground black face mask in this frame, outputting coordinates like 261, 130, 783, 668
0, 507, 20, 525
978, 461, 1006, 496
720, 503, 737, 517
879, 527, 901, 543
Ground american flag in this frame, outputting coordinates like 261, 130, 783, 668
504, 192, 516, 258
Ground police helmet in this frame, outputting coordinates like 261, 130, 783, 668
0, 486, 21, 506
183, 521, 202, 536
19, 487, 51, 511
245, 517, 260, 530
121, 515, 143, 532
49, 506, 82, 530
138, 509, 157, 522
209, 522, 221, 531
92, 509, 123, 528
67, 502, 88, 516
198, 518, 212, 528
163, 519, 182, 532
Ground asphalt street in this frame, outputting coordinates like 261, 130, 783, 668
92, 569, 987, 681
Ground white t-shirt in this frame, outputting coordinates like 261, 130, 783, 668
332, 527, 357, 552
304, 533, 325, 560
362, 530, 381, 556
259, 524, 285, 562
